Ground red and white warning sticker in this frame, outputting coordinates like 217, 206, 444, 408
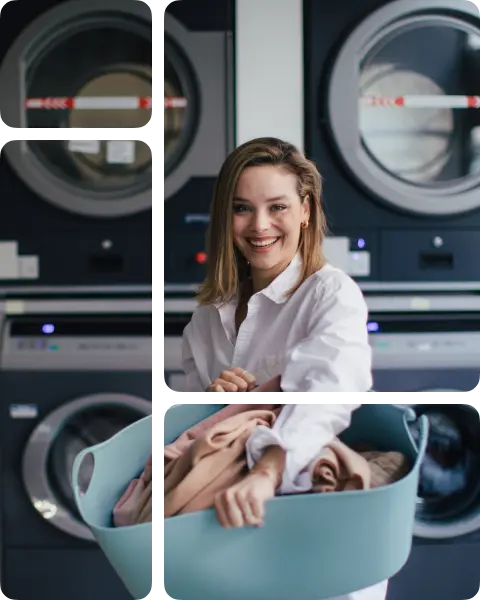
360, 95, 480, 109
25, 97, 153, 110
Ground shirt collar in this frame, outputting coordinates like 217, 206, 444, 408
258, 252, 302, 304
214, 252, 302, 312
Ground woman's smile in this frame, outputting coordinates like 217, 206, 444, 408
247, 236, 281, 251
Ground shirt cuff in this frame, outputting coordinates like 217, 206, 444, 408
246, 426, 312, 494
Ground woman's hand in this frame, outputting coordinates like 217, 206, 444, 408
206, 367, 256, 392
214, 471, 276, 528
250, 375, 281, 392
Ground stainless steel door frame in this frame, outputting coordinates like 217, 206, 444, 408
164, 13, 232, 200
22, 393, 151, 541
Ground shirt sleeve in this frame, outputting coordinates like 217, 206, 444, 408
181, 315, 208, 392
281, 271, 373, 392
246, 404, 361, 493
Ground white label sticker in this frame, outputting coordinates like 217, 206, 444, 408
18, 256, 40, 280
347, 251, 371, 277
323, 237, 350, 272
0, 241, 19, 279
5, 300, 25, 314
10, 404, 38, 419
68, 140, 101, 154
107, 141, 136, 164
411, 297, 431, 311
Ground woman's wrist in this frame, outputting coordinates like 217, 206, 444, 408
250, 446, 286, 489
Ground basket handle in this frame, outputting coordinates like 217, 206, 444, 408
71, 443, 105, 517
397, 406, 429, 460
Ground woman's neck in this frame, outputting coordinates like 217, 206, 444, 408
251, 257, 293, 293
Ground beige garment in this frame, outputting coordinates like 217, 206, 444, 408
164, 404, 282, 461
311, 441, 411, 493
311, 439, 372, 492
164, 410, 278, 517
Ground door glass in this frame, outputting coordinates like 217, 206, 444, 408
26, 25, 151, 128
27, 140, 152, 193
359, 24, 480, 186
164, 37, 198, 175
47, 405, 146, 522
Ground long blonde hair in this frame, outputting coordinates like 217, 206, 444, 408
197, 137, 327, 305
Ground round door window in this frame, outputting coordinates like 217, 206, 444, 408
27, 140, 152, 194
359, 25, 480, 186
26, 27, 151, 129
23, 395, 151, 541
328, 1, 480, 216
164, 36, 199, 177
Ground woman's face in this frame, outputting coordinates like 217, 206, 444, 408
232, 165, 309, 281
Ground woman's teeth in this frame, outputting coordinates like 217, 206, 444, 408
249, 238, 279, 248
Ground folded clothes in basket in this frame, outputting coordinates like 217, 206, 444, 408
164, 408, 411, 517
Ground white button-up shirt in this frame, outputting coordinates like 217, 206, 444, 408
181, 258, 387, 600
182, 254, 373, 392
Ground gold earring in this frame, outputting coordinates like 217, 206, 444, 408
301, 221, 309, 229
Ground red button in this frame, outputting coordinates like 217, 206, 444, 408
195, 252, 208, 264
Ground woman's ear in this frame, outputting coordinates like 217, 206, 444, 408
302, 195, 311, 221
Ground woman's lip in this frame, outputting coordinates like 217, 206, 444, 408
247, 237, 281, 251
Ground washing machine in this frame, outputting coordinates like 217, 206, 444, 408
0, 0, 152, 293
368, 295, 480, 392
387, 404, 480, 600
0, 299, 152, 600
164, 301, 195, 391
164, 0, 235, 293
304, 0, 480, 289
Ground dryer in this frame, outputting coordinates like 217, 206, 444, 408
164, 0, 234, 292
388, 404, 480, 600
0, 0, 152, 293
0, 299, 151, 600
304, 0, 480, 289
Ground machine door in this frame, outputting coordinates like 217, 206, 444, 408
328, 0, 480, 216
0, 0, 152, 217
22, 393, 151, 541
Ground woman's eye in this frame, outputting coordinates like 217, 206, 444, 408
233, 205, 250, 213
271, 205, 287, 212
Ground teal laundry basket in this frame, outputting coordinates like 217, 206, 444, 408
164, 404, 429, 600
72, 414, 152, 600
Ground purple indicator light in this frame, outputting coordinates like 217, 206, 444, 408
357, 238, 366, 249
42, 324, 55, 335
367, 321, 380, 333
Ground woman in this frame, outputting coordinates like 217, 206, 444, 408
181, 138, 386, 599
183, 136, 372, 394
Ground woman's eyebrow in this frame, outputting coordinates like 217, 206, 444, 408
233, 195, 288, 203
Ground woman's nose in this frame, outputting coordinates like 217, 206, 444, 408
251, 210, 271, 231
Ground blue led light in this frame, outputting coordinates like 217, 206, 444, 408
42, 324, 55, 335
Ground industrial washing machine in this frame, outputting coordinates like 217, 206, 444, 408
164, 0, 234, 292
0, 299, 152, 600
304, 0, 480, 289
0, 1, 152, 292
388, 404, 480, 600
368, 294, 480, 392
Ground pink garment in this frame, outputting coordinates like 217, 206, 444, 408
113, 455, 152, 527
164, 404, 282, 461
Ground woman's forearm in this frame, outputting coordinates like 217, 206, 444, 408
250, 445, 286, 489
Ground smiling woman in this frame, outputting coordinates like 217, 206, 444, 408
182, 136, 372, 395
